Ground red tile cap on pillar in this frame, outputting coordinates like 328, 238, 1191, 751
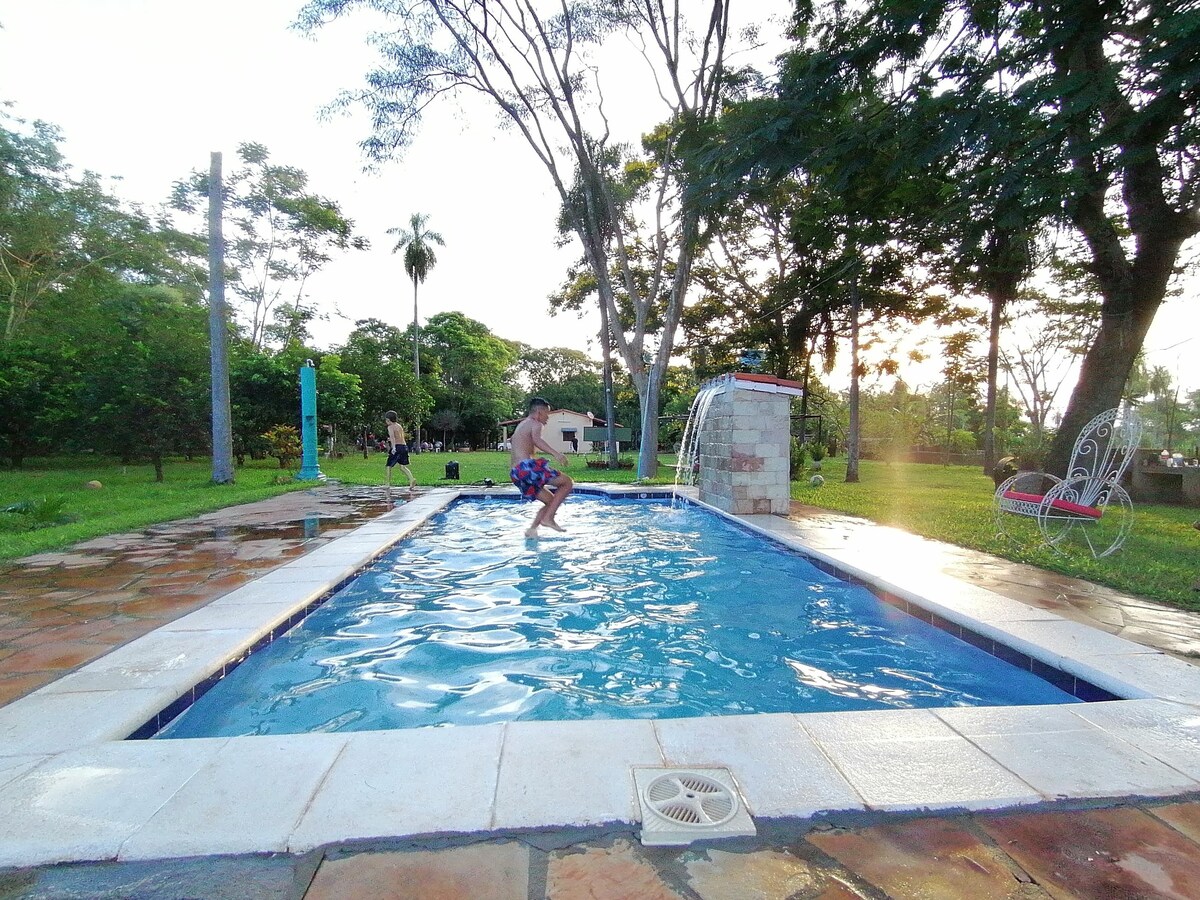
731, 373, 805, 392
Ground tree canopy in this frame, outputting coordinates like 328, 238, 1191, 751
171, 141, 368, 350
297, 0, 753, 477
677, 0, 1200, 475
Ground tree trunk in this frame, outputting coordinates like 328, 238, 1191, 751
152, 453, 164, 483
1041, 2, 1196, 474
599, 293, 619, 468
981, 225, 1026, 475
1042, 297, 1160, 475
412, 275, 421, 452
982, 286, 1004, 475
637, 366, 662, 480
845, 280, 861, 483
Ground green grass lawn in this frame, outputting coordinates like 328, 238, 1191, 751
792, 457, 1200, 611
320, 449, 679, 490
0, 451, 679, 561
3, 451, 1197, 611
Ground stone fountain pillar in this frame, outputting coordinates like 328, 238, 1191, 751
696, 374, 804, 515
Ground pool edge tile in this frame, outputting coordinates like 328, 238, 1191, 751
494, 719, 663, 830
118, 733, 351, 861
287, 725, 505, 851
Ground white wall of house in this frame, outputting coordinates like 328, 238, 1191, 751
500, 409, 604, 455
543, 410, 593, 454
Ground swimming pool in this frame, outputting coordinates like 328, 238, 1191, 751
7, 485, 1200, 868
156, 496, 1077, 738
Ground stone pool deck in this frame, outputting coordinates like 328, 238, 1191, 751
1, 486, 1199, 898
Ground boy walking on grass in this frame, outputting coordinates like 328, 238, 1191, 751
384, 411, 417, 492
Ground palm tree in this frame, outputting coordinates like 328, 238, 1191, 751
388, 212, 444, 449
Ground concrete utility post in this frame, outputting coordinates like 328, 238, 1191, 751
296, 360, 325, 481
208, 151, 235, 484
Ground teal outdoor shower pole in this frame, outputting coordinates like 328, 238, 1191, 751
297, 360, 325, 481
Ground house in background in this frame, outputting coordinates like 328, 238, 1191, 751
498, 409, 622, 455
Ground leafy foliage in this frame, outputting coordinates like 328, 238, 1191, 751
170, 142, 367, 349
335, 318, 433, 435
1, 105, 203, 344
262, 424, 301, 469
0, 495, 74, 530
0, 341, 81, 467
297, 0, 740, 477
421, 311, 521, 445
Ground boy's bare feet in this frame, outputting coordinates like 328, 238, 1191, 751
544, 519, 565, 533
525, 526, 539, 539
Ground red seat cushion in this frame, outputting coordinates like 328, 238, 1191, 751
1002, 490, 1103, 519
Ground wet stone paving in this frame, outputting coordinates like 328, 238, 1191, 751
2, 488, 1200, 898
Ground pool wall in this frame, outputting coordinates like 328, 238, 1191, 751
1, 486, 1199, 867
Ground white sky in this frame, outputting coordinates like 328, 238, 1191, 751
1, 0, 1196, 394
0, 0, 594, 352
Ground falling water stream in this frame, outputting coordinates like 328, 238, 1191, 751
672, 376, 727, 504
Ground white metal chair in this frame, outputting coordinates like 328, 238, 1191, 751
994, 407, 1142, 558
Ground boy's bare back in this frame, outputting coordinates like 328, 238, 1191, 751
509, 417, 537, 464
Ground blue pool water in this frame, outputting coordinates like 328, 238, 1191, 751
156, 496, 1077, 738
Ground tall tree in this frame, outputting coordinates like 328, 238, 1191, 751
685, 178, 826, 381
82, 285, 211, 481
1, 107, 198, 343
208, 151, 235, 484
0, 341, 81, 467
802, 0, 1200, 476
421, 311, 521, 446
684, 28, 964, 483
388, 211, 444, 383
171, 142, 368, 349
335, 318, 432, 438
517, 345, 605, 416
999, 291, 1100, 451
297, 0, 743, 478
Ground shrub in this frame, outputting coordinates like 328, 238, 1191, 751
262, 425, 301, 469
790, 438, 808, 480
0, 496, 75, 530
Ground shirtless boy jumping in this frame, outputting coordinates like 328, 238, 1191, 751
509, 397, 574, 538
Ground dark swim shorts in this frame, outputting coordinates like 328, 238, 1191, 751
510, 457, 559, 499
386, 445, 410, 467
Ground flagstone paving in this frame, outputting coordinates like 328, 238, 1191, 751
2, 488, 1200, 898
0, 486, 394, 708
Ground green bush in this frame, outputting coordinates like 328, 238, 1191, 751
0, 496, 75, 530
790, 438, 808, 480
262, 425, 301, 469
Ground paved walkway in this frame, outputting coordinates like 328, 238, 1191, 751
2, 488, 1200, 898
0, 487, 394, 708
783, 502, 1200, 661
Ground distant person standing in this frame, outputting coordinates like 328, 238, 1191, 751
384, 411, 416, 491
509, 397, 573, 538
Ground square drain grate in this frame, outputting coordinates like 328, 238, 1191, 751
632, 767, 756, 846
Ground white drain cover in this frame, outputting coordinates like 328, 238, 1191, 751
633, 767, 756, 846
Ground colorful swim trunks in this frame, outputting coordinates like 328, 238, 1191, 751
510, 457, 559, 500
